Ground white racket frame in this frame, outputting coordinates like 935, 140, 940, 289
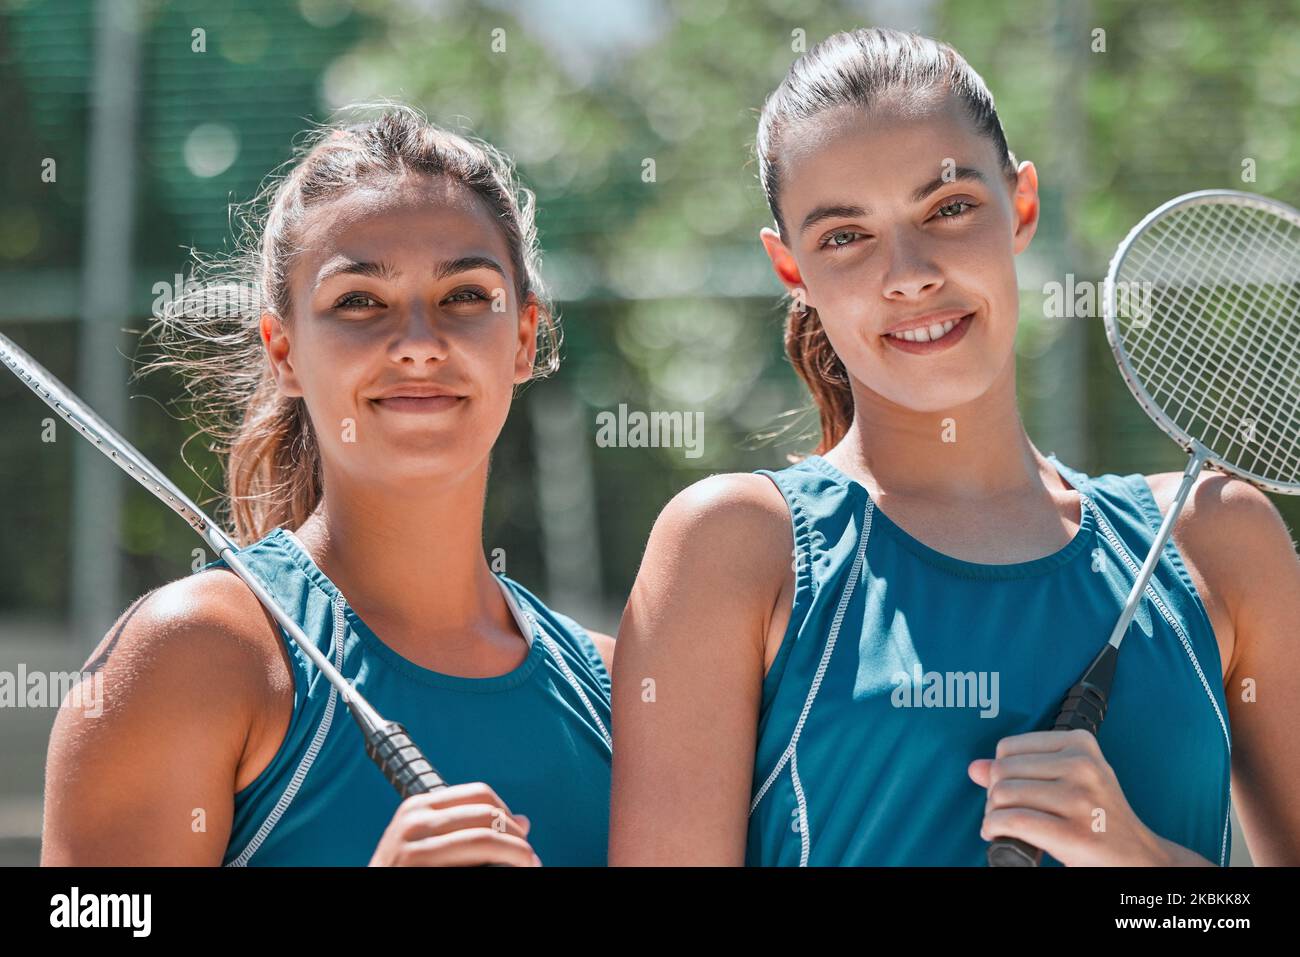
1102, 188, 1300, 496
1098, 188, 1300, 649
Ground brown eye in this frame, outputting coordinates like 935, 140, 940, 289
444, 288, 489, 304
934, 200, 976, 220
820, 229, 864, 251
334, 292, 381, 310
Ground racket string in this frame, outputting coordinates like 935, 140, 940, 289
1113, 197, 1300, 485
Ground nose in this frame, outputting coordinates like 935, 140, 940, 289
388, 302, 450, 365
880, 228, 944, 300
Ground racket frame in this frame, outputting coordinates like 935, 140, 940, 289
1102, 188, 1300, 496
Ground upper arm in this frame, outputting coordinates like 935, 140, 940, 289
1181, 475, 1300, 865
609, 472, 793, 865
41, 571, 281, 865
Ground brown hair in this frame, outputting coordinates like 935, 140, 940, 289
136, 103, 559, 545
755, 28, 1018, 454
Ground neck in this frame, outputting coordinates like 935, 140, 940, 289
290, 459, 507, 646
825, 359, 1058, 503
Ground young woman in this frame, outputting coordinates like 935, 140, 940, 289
610, 28, 1300, 866
42, 107, 613, 866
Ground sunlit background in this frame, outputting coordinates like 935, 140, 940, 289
3, 0, 1298, 863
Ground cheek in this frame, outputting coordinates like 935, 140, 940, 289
808, 268, 884, 358
293, 327, 373, 433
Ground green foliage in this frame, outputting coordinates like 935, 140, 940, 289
3, 0, 1299, 617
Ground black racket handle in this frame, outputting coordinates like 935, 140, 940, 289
362, 719, 449, 797
987, 643, 1119, 867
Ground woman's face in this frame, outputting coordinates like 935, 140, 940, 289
263, 174, 538, 488
762, 91, 1039, 413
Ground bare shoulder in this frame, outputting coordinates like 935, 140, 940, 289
1144, 469, 1295, 676
43, 568, 293, 863
586, 631, 616, 674
83, 568, 288, 688
1144, 469, 1291, 571
73, 567, 293, 784
655, 470, 792, 544
634, 471, 795, 658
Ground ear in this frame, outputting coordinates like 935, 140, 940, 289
260, 312, 304, 398
759, 226, 813, 308
1010, 160, 1040, 255
513, 295, 541, 384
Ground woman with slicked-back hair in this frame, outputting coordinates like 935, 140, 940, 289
42, 105, 613, 867
611, 28, 1300, 866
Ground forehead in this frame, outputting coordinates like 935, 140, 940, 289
777, 91, 998, 214
293, 174, 511, 274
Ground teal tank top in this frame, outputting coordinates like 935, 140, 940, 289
200, 527, 612, 866
747, 453, 1232, 866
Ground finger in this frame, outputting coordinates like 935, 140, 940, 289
400, 830, 541, 867
967, 758, 993, 788
988, 750, 1079, 788
398, 804, 530, 843
980, 805, 1071, 852
993, 729, 1085, 760
985, 777, 1074, 817
398, 781, 518, 819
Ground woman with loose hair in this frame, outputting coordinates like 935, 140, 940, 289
610, 28, 1300, 865
42, 105, 613, 867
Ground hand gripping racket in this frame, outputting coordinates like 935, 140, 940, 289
0, 331, 449, 802
988, 189, 1300, 866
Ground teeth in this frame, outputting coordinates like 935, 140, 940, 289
889, 316, 961, 342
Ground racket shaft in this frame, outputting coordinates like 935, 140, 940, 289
1104, 448, 1207, 648
1, 331, 452, 804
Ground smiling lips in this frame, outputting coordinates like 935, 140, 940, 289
373, 395, 464, 413
370, 383, 466, 413
881, 310, 975, 354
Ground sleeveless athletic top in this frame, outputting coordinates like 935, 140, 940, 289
199, 527, 612, 866
747, 453, 1232, 866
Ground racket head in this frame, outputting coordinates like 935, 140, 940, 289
1103, 189, 1300, 495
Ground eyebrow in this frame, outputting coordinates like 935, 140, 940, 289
314, 255, 508, 289
798, 166, 989, 235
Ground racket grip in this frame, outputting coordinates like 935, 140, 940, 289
987, 643, 1119, 867
362, 719, 449, 798
361, 718, 508, 867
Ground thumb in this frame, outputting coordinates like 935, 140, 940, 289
968, 758, 993, 788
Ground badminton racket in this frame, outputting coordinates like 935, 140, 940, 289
988, 188, 1300, 866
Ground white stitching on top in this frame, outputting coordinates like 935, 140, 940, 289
1086, 495, 1232, 866
790, 748, 810, 865
227, 591, 347, 867
749, 498, 874, 867
518, 604, 612, 751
